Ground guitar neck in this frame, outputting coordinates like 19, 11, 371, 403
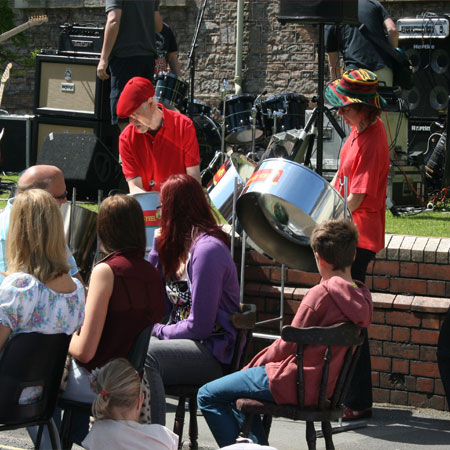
0, 21, 34, 44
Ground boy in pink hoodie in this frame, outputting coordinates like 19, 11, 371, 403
198, 219, 373, 447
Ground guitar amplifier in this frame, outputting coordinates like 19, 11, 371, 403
34, 54, 110, 121
59, 24, 104, 56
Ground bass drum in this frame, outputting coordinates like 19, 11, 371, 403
236, 159, 350, 272
154, 73, 188, 111
191, 114, 221, 175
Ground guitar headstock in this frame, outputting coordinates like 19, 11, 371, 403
27, 15, 48, 27
1, 63, 12, 84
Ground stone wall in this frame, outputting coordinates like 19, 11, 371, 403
2, 0, 450, 113
241, 234, 450, 411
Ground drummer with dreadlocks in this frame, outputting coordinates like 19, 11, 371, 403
325, 68, 389, 421
116, 76, 201, 193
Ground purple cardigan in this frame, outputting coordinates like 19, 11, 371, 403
148, 232, 241, 364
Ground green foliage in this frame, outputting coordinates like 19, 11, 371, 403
0, 0, 37, 71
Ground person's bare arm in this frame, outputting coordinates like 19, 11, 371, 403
167, 52, 182, 77
327, 51, 341, 80
384, 17, 399, 48
347, 193, 366, 212
154, 9, 163, 33
186, 165, 201, 185
127, 177, 146, 194
0, 324, 11, 353
97, 8, 122, 80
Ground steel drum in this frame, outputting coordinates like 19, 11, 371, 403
236, 158, 350, 272
207, 154, 257, 223
61, 203, 97, 280
129, 192, 161, 253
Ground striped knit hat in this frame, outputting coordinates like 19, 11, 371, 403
324, 69, 387, 110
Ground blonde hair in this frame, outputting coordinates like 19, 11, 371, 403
91, 358, 141, 420
6, 189, 70, 282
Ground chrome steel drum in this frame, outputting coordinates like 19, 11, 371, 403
222, 94, 263, 144
154, 73, 188, 111
260, 93, 308, 137
207, 154, 257, 223
236, 159, 350, 272
61, 203, 97, 281
129, 192, 161, 253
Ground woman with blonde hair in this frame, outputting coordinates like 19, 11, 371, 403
82, 358, 178, 450
0, 189, 85, 399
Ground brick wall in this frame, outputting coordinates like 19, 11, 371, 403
241, 234, 450, 411
3, 0, 449, 113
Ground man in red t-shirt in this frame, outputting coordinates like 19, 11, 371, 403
116, 77, 200, 192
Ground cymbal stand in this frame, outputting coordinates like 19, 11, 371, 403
187, 0, 207, 114
246, 106, 259, 161
220, 79, 229, 156
272, 110, 285, 136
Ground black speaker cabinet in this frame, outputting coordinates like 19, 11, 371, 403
34, 117, 122, 198
0, 115, 34, 172
278, 0, 358, 24
34, 54, 110, 121
408, 119, 438, 158
400, 37, 450, 120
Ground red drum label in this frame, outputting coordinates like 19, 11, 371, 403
247, 169, 283, 186
143, 210, 161, 227
213, 163, 227, 185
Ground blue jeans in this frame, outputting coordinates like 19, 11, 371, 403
197, 366, 275, 447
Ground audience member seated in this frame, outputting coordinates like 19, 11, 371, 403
145, 174, 241, 426
0, 165, 83, 284
197, 219, 373, 447
82, 358, 178, 450
62, 194, 165, 443
0, 189, 85, 403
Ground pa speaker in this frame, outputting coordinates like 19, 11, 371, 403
34, 53, 110, 121
278, 0, 358, 25
35, 122, 122, 199
400, 37, 450, 120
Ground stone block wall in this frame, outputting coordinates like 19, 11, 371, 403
241, 234, 450, 411
3, 1, 450, 113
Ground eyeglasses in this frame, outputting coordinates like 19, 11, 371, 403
53, 190, 68, 200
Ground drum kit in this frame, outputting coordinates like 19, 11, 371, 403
152, 72, 351, 273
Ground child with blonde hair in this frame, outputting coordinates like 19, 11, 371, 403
82, 358, 178, 450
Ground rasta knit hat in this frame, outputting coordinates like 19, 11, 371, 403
116, 77, 155, 118
324, 68, 387, 110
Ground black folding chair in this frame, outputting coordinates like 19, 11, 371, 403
0, 332, 71, 450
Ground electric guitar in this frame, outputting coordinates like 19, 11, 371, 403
0, 15, 48, 44
0, 63, 12, 109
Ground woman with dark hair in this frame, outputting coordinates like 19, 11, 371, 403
145, 174, 241, 425
63, 194, 165, 442
325, 68, 390, 420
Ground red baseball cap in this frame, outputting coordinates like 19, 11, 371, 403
116, 77, 155, 118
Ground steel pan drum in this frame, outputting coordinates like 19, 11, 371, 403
207, 154, 257, 223
61, 203, 97, 280
236, 159, 350, 272
129, 192, 161, 253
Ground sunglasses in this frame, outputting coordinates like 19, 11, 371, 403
53, 190, 68, 201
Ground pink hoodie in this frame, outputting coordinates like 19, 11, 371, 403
244, 276, 373, 406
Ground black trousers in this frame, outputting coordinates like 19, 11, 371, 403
345, 247, 375, 410
438, 307, 450, 408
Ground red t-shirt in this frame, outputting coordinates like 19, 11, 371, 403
119, 105, 200, 191
334, 118, 390, 253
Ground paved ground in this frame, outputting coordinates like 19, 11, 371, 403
1, 399, 449, 450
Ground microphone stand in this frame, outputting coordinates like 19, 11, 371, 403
187, 0, 207, 116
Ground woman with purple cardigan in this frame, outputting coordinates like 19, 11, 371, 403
145, 174, 241, 425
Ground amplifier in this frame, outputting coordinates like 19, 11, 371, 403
398, 17, 449, 39
391, 165, 424, 207
34, 54, 110, 121
59, 24, 104, 56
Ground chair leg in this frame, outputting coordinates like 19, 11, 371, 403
321, 421, 335, 450
173, 396, 186, 450
59, 408, 74, 450
35, 424, 43, 450
262, 414, 272, 439
239, 413, 254, 438
306, 421, 317, 450
188, 397, 198, 450
48, 418, 63, 450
